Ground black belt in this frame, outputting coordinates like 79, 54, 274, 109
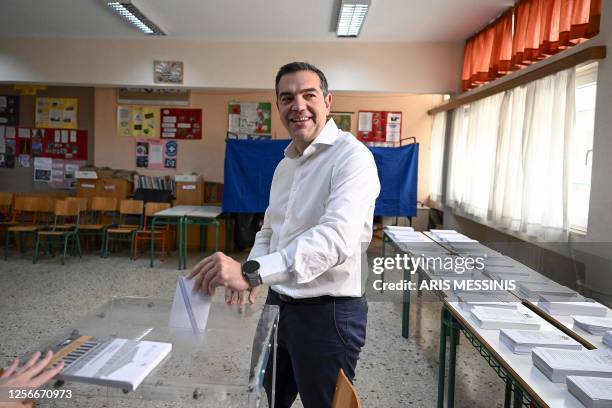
271, 290, 360, 304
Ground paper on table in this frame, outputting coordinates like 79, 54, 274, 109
168, 276, 212, 333
567, 376, 612, 399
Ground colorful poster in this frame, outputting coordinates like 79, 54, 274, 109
160, 108, 202, 139
35, 97, 78, 129
227, 102, 271, 137
135, 139, 177, 169
357, 111, 402, 146
117, 106, 159, 137
46, 159, 85, 189
0, 95, 19, 126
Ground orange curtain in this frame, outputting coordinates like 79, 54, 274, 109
462, 0, 601, 91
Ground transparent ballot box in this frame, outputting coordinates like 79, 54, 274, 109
36, 297, 279, 407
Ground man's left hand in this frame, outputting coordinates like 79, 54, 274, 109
187, 252, 249, 295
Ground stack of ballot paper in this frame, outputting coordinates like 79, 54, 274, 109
532, 348, 612, 382
50, 335, 172, 391
456, 291, 518, 311
169, 276, 212, 333
572, 316, 612, 335
499, 329, 582, 354
518, 281, 577, 298
470, 306, 540, 330
566, 376, 612, 408
604, 331, 612, 348
538, 297, 608, 317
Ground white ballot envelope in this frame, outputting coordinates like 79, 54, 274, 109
169, 276, 212, 333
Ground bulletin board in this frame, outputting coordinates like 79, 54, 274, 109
160, 108, 202, 139
136, 138, 177, 169
0, 95, 19, 126
357, 111, 402, 144
227, 102, 272, 137
117, 105, 160, 138
35, 97, 78, 129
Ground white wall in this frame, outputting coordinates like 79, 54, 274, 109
0, 37, 462, 94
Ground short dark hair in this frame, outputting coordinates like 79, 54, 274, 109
275, 62, 329, 97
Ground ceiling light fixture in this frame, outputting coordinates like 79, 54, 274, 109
107, 1, 165, 35
336, 0, 370, 38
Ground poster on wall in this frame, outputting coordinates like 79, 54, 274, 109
0, 126, 15, 168
34, 157, 52, 183
227, 102, 272, 138
330, 112, 352, 133
42, 128, 87, 160
135, 139, 177, 169
160, 108, 202, 139
357, 110, 402, 146
0, 95, 19, 125
49, 159, 84, 189
35, 97, 78, 129
117, 105, 160, 137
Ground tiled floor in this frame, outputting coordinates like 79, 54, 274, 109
0, 238, 507, 407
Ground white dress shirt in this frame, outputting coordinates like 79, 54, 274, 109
248, 119, 380, 298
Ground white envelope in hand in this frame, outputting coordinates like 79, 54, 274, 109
168, 276, 212, 333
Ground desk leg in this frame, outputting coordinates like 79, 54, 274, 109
150, 218, 156, 268
512, 387, 523, 408
380, 233, 387, 294
437, 307, 448, 408
447, 322, 458, 408
401, 266, 410, 339
504, 380, 512, 408
214, 220, 219, 252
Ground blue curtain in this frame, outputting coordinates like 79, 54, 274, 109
223, 139, 418, 216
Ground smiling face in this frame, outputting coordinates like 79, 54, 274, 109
276, 70, 332, 154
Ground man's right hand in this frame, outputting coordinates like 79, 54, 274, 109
225, 286, 263, 305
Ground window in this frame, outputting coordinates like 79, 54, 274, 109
568, 62, 598, 233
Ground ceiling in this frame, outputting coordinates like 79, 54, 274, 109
0, 0, 513, 42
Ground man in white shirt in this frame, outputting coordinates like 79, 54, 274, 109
188, 62, 380, 407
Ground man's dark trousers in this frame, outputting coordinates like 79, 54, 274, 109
263, 289, 368, 408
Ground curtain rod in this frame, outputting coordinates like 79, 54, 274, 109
428, 46, 606, 115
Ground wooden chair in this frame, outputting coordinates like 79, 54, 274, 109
33, 200, 81, 265
133, 202, 171, 261
0, 193, 15, 243
78, 197, 117, 255
103, 199, 143, 258
332, 369, 361, 408
4, 196, 45, 260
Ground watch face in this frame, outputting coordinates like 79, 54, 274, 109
243, 260, 260, 274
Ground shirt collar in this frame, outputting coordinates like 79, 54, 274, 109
284, 119, 340, 159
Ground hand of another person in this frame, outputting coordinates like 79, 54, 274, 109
0, 351, 64, 408
187, 252, 249, 295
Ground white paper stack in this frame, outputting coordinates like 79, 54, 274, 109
470, 306, 540, 330
539, 296, 608, 317
532, 348, 612, 383
456, 291, 518, 312
604, 331, 612, 348
518, 281, 576, 298
572, 316, 612, 335
499, 329, 582, 354
566, 376, 612, 408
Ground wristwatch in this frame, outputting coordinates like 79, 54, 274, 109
241, 260, 262, 288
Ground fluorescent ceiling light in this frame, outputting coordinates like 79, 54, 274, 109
336, 0, 370, 38
107, 1, 165, 35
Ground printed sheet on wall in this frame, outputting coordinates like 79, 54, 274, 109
160, 108, 202, 139
33, 157, 85, 189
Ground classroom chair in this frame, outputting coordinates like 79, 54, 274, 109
33, 200, 81, 265
0, 192, 13, 221
332, 369, 361, 408
4, 196, 47, 260
78, 197, 117, 255
133, 202, 171, 261
103, 199, 143, 258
